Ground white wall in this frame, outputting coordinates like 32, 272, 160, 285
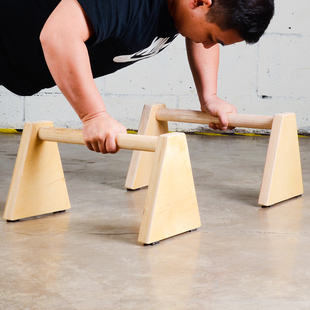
0, 0, 309, 133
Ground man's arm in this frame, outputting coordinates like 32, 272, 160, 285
186, 38, 237, 130
40, 0, 126, 153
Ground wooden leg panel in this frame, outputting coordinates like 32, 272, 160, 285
3, 121, 71, 221
138, 133, 201, 244
125, 103, 168, 190
259, 113, 303, 206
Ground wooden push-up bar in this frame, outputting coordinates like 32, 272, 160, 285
155, 108, 274, 130
38, 126, 158, 152
125, 103, 303, 207
4, 121, 201, 245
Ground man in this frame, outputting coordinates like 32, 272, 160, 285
0, 0, 274, 153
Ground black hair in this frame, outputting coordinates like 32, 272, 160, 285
206, 0, 275, 44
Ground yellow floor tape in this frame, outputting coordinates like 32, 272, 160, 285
1, 129, 308, 138
0, 129, 20, 134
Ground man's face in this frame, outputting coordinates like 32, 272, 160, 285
170, 0, 243, 48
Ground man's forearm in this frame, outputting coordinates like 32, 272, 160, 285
186, 38, 219, 104
185, 38, 237, 130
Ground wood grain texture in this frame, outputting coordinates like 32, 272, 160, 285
156, 109, 274, 129
125, 104, 274, 191
259, 113, 303, 206
3, 121, 71, 221
125, 103, 169, 190
38, 127, 158, 152
138, 132, 201, 244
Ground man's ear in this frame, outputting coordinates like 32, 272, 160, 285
189, 0, 212, 10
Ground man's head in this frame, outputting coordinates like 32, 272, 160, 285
205, 0, 275, 44
169, 0, 274, 47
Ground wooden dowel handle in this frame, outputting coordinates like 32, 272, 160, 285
116, 134, 157, 152
155, 108, 274, 130
38, 127, 157, 152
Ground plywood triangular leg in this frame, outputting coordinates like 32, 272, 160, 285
125, 103, 168, 190
138, 133, 201, 244
3, 121, 71, 221
258, 113, 303, 206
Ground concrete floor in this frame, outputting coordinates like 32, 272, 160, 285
1, 132, 310, 309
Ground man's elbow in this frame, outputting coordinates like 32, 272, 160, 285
39, 25, 61, 53
39, 26, 52, 51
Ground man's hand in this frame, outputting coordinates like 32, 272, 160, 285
82, 112, 127, 154
201, 95, 237, 130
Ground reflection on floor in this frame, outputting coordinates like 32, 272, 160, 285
1, 132, 310, 309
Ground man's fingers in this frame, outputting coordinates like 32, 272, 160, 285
85, 137, 106, 153
105, 135, 119, 154
210, 117, 231, 131
209, 122, 217, 130
84, 135, 121, 154
92, 141, 102, 153
97, 138, 107, 154
85, 141, 96, 152
217, 113, 229, 130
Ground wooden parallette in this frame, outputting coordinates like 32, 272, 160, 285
155, 108, 274, 130
3, 121, 201, 245
125, 103, 303, 207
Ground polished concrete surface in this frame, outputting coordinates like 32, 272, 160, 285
1, 132, 310, 309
